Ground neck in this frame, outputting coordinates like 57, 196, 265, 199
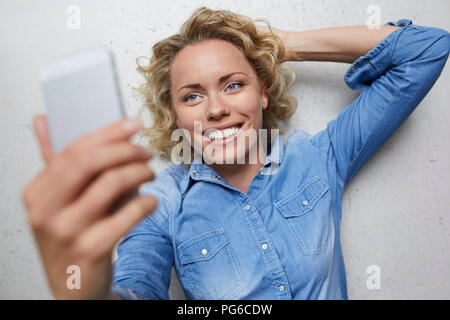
209, 139, 268, 194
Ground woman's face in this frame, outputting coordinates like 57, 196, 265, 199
170, 38, 268, 165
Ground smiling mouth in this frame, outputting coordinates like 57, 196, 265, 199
203, 123, 244, 142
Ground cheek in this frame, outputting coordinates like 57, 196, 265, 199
233, 93, 262, 116
175, 108, 200, 130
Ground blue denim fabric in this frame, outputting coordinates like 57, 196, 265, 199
111, 19, 450, 300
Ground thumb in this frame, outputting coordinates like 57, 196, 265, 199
33, 114, 54, 165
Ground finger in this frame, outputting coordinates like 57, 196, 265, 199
74, 194, 158, 258
73, 117, 144, 149
53, 161, 155, 237
33, 114, 55, 164
26, 142, 154, 220
108, 189, 140, 215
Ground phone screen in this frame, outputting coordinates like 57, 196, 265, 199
39, 47, 125, 153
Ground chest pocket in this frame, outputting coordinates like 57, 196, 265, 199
274, 176, 331, 255
177, 227, 246, 300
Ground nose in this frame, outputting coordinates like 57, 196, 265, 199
206, 94, 231, 121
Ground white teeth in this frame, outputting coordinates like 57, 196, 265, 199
206, 126, 240, 141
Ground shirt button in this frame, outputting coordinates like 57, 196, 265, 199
193, 170, 199, 175
201, 249, 208, 256
244, 205, 251, 211
215, 175, 221, 180
302, 200, 309, 206
261, 243, 268, 250
279, 285, 285, 292
351, 67, 356, 72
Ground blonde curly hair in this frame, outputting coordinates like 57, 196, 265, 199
135, 6, 297, 162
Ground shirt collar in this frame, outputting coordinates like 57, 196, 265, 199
183, 133, 285, 188
263, 133, 284, 167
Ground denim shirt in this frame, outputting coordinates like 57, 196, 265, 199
111, 19, 450, 300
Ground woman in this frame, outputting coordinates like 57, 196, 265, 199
23, 7, 450, 299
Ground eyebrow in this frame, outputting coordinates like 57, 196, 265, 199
177, 72, 248, 93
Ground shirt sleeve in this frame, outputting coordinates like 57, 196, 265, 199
308, 19, 450, 189
110, 176, 175, 300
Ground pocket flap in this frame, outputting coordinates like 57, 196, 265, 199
177, 228, 230, 265
274, 176, 329, 217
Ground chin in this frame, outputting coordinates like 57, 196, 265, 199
204, 139, 258, 165
202, 146, 243, 165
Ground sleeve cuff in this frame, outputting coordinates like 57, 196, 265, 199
344, 19, 413, 91
110, 284, 141, 300
110, 283, 160, 300
384, 19, 413, 27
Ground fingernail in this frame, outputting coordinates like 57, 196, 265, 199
123, 118, 143, 132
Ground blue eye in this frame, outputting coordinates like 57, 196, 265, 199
182, 82, 244, 103
227, 82, 244, 91
183, 94, 199, 103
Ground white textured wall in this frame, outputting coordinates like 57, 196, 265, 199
1, 0, 449, 299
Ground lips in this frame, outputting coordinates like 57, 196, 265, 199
201, 122, 244, 145
202, 121, 243, 136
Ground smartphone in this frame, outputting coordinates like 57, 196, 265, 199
39, 47, 125, 154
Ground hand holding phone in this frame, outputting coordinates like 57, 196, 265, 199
24, 115, 157, 299
22, 48, 158, 299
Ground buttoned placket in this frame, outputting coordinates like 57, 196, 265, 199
189, 160, 291, 298
238, 193, 292, 299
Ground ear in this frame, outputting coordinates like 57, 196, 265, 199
260, 84, 269, 110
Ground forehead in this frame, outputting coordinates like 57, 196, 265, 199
170, 39, 255, 90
